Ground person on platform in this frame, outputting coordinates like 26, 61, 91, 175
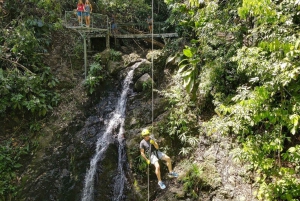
110, 14, 118, 34
139, 128, 178, 189
76, 0, 85, 26
84, 0, 92, 27
146, 15, 153, 33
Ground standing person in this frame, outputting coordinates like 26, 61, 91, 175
139, 128, 178, 190
146, 15, 153, 33
77, 0, 85, 26
110, 14, 117, 34
84, 0, 92, 27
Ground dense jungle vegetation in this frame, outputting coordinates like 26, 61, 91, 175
0, 0, 300, 200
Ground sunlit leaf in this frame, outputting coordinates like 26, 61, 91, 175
183, 48, 193, 58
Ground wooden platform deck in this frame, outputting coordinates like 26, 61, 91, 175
109, 33, 178, 38
69, 26, 178, 39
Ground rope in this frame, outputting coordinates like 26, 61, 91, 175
148, 1, 154, 201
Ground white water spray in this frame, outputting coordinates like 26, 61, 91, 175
81, 60, 145, 201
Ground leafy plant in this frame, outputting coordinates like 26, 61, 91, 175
178, 45, 201, 98
0, 141, 29, 200
109, 49, 122, 61
180, 164, 204, 198
84, 62, 106, 94
160, 74, 199, 156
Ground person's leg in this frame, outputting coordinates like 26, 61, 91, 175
151, 153, 166, 189
161, 154, 172, 173
151, 154, 163, 181
160, 153, 178, 177
153, 161, 161, 181
78, 11, 82, 25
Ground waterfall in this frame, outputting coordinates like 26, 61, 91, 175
81, 60, 145, 201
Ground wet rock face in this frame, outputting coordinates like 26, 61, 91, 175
18, 88, 123, 201
17, 55, 151, 200
94, 142, 119, 201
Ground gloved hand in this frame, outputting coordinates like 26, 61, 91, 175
146, 159, 150, 165
150, 139, 155, 145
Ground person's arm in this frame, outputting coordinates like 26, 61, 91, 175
140, 148, 150, 164
150, 139, 159, 149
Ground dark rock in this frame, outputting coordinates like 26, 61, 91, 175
134, 73, 152, 92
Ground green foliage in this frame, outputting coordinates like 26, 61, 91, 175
98, 0, 169, 23
282, 145, 300, 171
141, 80, 152, 98
178, 46, 201, 97
0, 67, 60, 117
129, 147, 148, 179
84, 63, 106, 94
165, 0, 300, 200
160, 74, 199, 156
0, 141, 29, 199
0, 0, 62, 118
0, 1, 63, 199
109, 49, 122, 61
238, 0, 277, 24
180, 164, 203, 198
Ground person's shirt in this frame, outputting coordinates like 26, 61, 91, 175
77, 3, 84, 11
85, 4, 91, 12
111, 17, 115, 24
140, 139, 156, 154
147, 17, 152, 24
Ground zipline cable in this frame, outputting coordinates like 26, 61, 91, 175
148, 1, 154, 201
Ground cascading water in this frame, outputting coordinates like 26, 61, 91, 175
81, 60, 145, 201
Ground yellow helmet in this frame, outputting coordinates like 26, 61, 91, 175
141, 129, 150, 136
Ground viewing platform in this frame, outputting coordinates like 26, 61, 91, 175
64, 11, 178, 39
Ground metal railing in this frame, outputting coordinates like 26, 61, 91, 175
64, 11, 108, 29
64, 11, 175, 35
116, 22, 167, 34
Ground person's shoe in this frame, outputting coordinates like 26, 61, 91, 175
168, 171, 178, 178
158, 181, 166, 189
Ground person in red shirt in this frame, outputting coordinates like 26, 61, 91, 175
77, 0, 85, 26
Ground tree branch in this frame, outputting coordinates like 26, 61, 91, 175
0, 57, 35, 74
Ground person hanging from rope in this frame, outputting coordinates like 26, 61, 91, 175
146, 15, 153, 33
76, 0, 85, 26
84, 0, 92, 28
140, 128, 178, 190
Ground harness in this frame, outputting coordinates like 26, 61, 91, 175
147, 144, 159, 159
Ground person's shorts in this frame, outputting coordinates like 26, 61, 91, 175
150, 151, 165, 164
85, 12, 90, 17
111, 23, 117, 29
77, 11, 83, 16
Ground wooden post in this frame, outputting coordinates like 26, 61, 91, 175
106, 31, 110, 49
87, 36, 91, 51
83, 35, 87, 79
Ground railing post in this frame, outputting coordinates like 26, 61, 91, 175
83, 34, 87, 79
106, 31, 110, 49
65, 11, 66, 27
